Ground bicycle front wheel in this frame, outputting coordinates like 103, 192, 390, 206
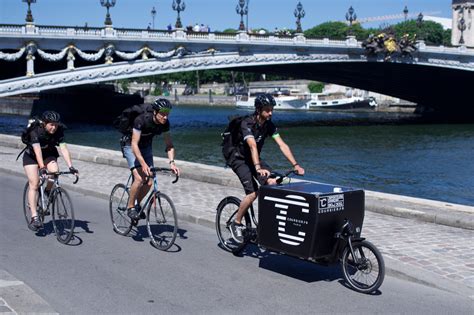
51, 187, 75, 244
341, 240, 385, 294
215, 196, 251, 253
146, 192, 178, 251
109, 184, 132, 236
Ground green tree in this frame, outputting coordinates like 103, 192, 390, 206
393, 20, 447, 46
307, 82, 324, 93
304, 21, 368, 40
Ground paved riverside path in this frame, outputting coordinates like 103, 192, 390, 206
0, 135, 473, 302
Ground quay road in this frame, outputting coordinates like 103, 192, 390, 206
0, 134, 472, 312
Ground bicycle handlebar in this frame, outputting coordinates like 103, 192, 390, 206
267, 170, 301, 184
40, 171, 79, 185
149, 167, 179, 184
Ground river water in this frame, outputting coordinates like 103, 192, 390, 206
1, 106, 473, 206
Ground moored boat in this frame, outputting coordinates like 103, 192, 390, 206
306, 93, 378, 110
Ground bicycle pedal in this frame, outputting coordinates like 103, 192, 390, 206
131, 219, 139, 226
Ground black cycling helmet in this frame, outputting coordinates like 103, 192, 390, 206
254, 93, 276, 112
152, 98, 172, 112
41, 110, 61, 123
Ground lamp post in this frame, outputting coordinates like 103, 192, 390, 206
294, 1, 305, 34
345, 5, 357, 36
246, 0, 250, 32
100, 0, 116, 26
417, 12, 424, 40
22, 0, 37, 23
457, 8, 467, 45
403, 5, 409, 21
172, 0, 185, 29
151, 6, 156, 30
236, 0, 248, 31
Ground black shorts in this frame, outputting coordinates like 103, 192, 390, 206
22, 152, 57, 167
229, 157, 272, 195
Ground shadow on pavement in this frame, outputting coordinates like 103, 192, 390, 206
234, 243, 343, 283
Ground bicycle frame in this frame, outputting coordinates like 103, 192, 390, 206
124, 167, 178, 216
38, 171, 78, 213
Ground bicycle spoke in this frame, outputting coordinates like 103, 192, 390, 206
109, 184, 132, 236
52, 188, 75, 244
147, 193, 177, 251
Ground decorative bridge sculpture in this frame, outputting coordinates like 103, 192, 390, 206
0, 24, 473, 102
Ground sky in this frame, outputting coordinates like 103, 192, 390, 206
0, 0, 454, 31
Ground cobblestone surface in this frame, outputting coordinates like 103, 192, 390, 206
1, 145, 473, 297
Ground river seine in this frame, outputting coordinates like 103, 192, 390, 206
1, 105, 473, 206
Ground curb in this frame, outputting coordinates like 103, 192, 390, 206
1, 134, 472, 230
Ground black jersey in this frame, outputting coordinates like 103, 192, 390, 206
27, 124, 65, 157
128, 112, 170, 147
239, 115, 279, 157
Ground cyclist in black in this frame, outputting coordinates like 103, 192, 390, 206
22, 111, 79, 230
228, 94, 304, 242
122, 98, 180, 220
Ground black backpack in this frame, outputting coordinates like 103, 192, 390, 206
221, 115, 249, 162
21, 117, 42, 145
113, 104, 153, 134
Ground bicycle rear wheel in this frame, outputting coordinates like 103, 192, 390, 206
51, 187, 75, 244
109, 183, 133, 236
341, 240, 385, 294
23, 182, 44, 230
215, 196, 251, 253
146, 192, 178, 251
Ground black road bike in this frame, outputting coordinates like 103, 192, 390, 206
23, 171, 79, 244
215, 171, 385, 294
109, 167, 179, 251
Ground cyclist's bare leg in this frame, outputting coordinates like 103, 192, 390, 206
137, 177, 152, 206
45, 159, 59, 192
235, 177, 277, 224
235, 192, 257, 224
127, 168, 151, 209
24, 164, 39, 217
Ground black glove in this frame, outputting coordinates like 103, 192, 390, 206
39, 167, 48, 177
69, 166, 78, 174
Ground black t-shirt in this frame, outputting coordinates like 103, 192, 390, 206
129, 112, 170, 147
238, 115, 279, 158
27, 124, 65, 157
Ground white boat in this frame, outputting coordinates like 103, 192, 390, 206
235, 87, 309, 110
306, 93, 378, 110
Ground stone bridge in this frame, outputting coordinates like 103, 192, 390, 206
1, 24, 474, 119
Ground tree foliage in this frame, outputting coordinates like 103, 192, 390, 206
391, 20, 449, 46
304, 21, 368, 40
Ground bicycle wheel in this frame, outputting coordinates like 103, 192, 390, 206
215, 196, 251, 253
146, 192, 178, 251
23, 182, 44, 230
109, 184, 133, 236
51, 187, 75, 244
341, 240, 385, 294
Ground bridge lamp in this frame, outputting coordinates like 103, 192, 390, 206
417, 12, 423, 40
151, 6, 157, 30
172, 0, 185, 29
236, 0, 248, 31
294, 2, 305, 34
403, 5, 408, 22
345, 5, 357, 36
22, 0, 37, 24
100, 0, 117, 27
458, 10, 467, 45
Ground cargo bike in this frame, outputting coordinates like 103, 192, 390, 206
215, 171, 385, 294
